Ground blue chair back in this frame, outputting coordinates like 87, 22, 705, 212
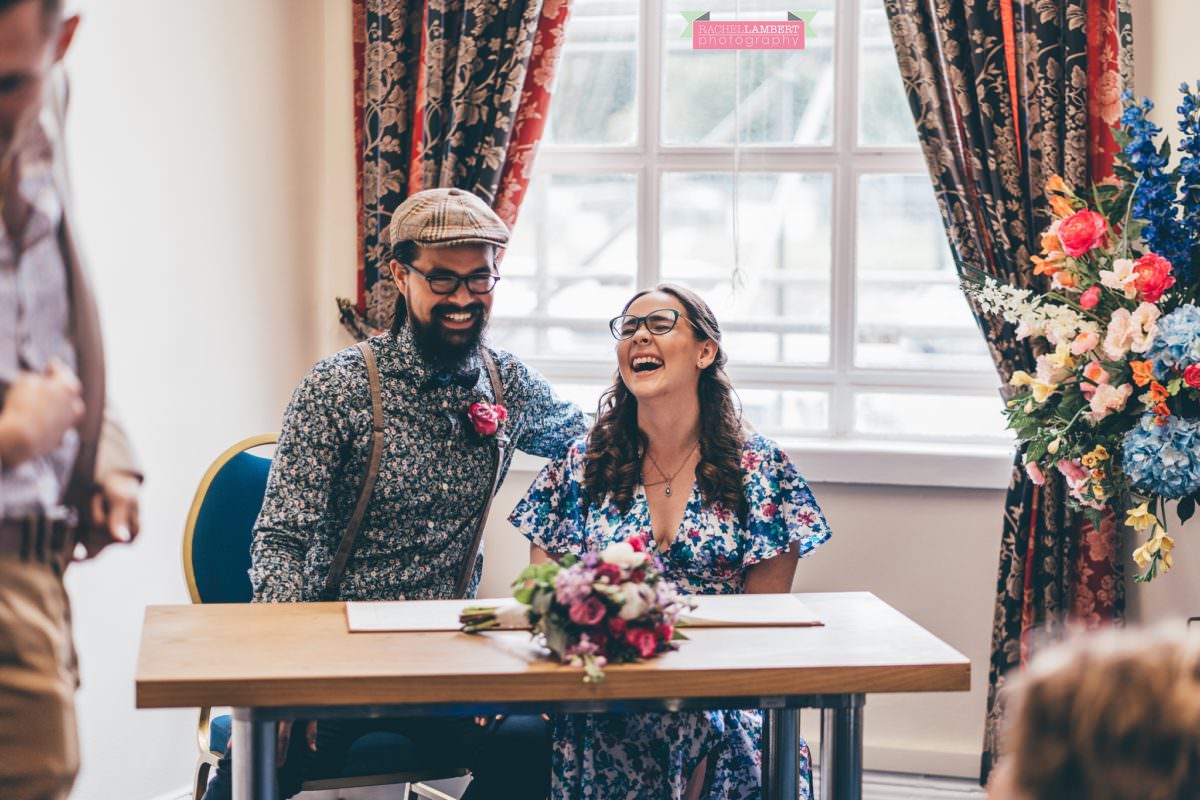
183, 435, 277, 604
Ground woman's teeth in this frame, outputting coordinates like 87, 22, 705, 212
632, 356, 664, 373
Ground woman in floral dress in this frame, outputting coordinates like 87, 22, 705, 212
509, 284, 832, 800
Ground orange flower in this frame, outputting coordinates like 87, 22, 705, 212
1033, 256, 1061, 276
1050, 194, 1077, 219
1092, 468, 1108, 481
1155, 403, 1172, 424
1041, 231, 1064, 254
1046, 175, 1071, 196
1149, 381, 1170, 403
1130, 360, 1155, 387
1055, 271, 1076, 288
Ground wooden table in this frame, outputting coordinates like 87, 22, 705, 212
136, 592, 969, 800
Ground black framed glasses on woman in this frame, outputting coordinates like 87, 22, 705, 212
401, 262, 501, 295
609, 309, 692, 340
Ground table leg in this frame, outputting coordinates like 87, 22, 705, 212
819, 695, 864, 800
232, 709, 277, 800
761, 707, 800, 800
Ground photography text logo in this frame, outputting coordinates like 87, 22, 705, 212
681, 10, 816, 51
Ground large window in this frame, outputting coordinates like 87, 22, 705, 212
494, 0, 1007, 444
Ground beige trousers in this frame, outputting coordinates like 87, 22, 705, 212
0, 555, 79, 800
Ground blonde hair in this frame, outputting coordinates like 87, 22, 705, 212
1002, 626, 1200, 800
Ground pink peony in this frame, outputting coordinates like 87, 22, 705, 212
467, 402, 507, 436
1025, 462, 1045, 486
624, 627, 658, 659
1057, 210, 1108, 257
1079, 285, 1102, 309
569, 596, 607, 627
1086, 382, 1132, 423
1133, 253, 1175, 302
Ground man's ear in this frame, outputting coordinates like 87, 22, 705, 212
389, 260, 408, 298
54, 15, 80, 63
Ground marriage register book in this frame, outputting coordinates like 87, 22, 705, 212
345, 593, 822, 633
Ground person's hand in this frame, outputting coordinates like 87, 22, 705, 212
78, 471, 141, 559
276, 721, 293, 767
0, 360, 84, 467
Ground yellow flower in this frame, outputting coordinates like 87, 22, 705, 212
1125, 501, 1159, 533
1048, 438, 1061, 455
1081, 447, 1109, 469
1048, 341, 1074, 372
1010, 371, 1033, 388
1046, 174, 1072, 197
1050, 194, 1076, 219
1030, 380, 1059, 404
1092, 484, 1107, 500
1133, 541, 1153, 570
1091, 445, 1109, 461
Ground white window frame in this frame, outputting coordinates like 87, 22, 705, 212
505, 0, 1013, 488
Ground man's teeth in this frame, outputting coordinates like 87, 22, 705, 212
444, 311, 473, 322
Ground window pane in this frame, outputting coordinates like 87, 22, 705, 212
854, 174, 991, 371
661, 172, 832, 366
738, 388, 829, 434
855, 393, 1010, 441
661, 1, 836, 146
858, 1, 917, 147
545, 0, 638, 146
495, 173, 638, 358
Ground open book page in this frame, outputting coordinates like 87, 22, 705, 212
679, 593, 822, 627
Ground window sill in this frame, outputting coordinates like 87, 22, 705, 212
508, 439, 1015, 491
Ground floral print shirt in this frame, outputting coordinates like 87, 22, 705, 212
250, 327, 587, 603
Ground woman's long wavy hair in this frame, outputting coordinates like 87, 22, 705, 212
583, 284, 747, 522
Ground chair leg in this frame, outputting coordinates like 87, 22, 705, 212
194, 759, 212, 800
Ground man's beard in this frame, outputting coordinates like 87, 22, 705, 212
409, 302, 487, 370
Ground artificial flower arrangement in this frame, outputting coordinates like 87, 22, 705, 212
964, 86, 1200, 582
460, 535, 693, 683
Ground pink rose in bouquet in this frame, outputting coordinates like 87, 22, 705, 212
1057, 209, 1108, 257
1132, 253, 1176, 302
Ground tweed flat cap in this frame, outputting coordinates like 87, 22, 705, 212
386, 187, 510, 249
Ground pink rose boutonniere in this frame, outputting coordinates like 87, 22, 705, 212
467, 401, 508, 437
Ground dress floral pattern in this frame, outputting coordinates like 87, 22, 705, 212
510, 433, 831, 800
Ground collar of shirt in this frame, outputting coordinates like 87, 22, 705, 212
1, 121, 58, 252
377, 325, 485, 394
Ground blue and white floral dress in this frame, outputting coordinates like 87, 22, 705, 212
509, 432, 832, 800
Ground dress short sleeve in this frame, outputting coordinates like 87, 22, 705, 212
739, 434, 831, 567
508, 434, 590, 557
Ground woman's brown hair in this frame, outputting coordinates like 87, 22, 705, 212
582, 283, 746, 521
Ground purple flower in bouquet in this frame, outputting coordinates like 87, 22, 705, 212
554, 564, 595, 606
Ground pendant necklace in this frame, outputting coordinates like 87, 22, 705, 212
644, 442, 699, 497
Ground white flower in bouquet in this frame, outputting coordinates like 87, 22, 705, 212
601, 541, 649, 570
617, 582, 657, 620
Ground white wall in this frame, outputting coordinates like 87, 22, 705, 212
59, 1, 350, 797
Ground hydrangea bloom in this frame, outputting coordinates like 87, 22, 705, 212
1122, 414, 1200, 498
1144, 303, 1200, 376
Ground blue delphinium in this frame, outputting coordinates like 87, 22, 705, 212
1121, 92, 1192, 282
1178, 82, 1200, 277
1123, 414, 1200, 499
1144, 304, 1200, 377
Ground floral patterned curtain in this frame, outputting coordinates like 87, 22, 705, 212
344, 0, 572, 336
882, 0, 1133, 784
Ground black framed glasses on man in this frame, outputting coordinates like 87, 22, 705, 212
401, 262, 501, 295
608, 309, 693, 340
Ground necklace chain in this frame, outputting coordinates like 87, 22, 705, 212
644, 442, 699, 497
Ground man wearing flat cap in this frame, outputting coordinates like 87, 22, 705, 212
202, 187, 586, 799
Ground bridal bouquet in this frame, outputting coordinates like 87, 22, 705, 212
964, 86, 1200, 582
460, 535, 692, 683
